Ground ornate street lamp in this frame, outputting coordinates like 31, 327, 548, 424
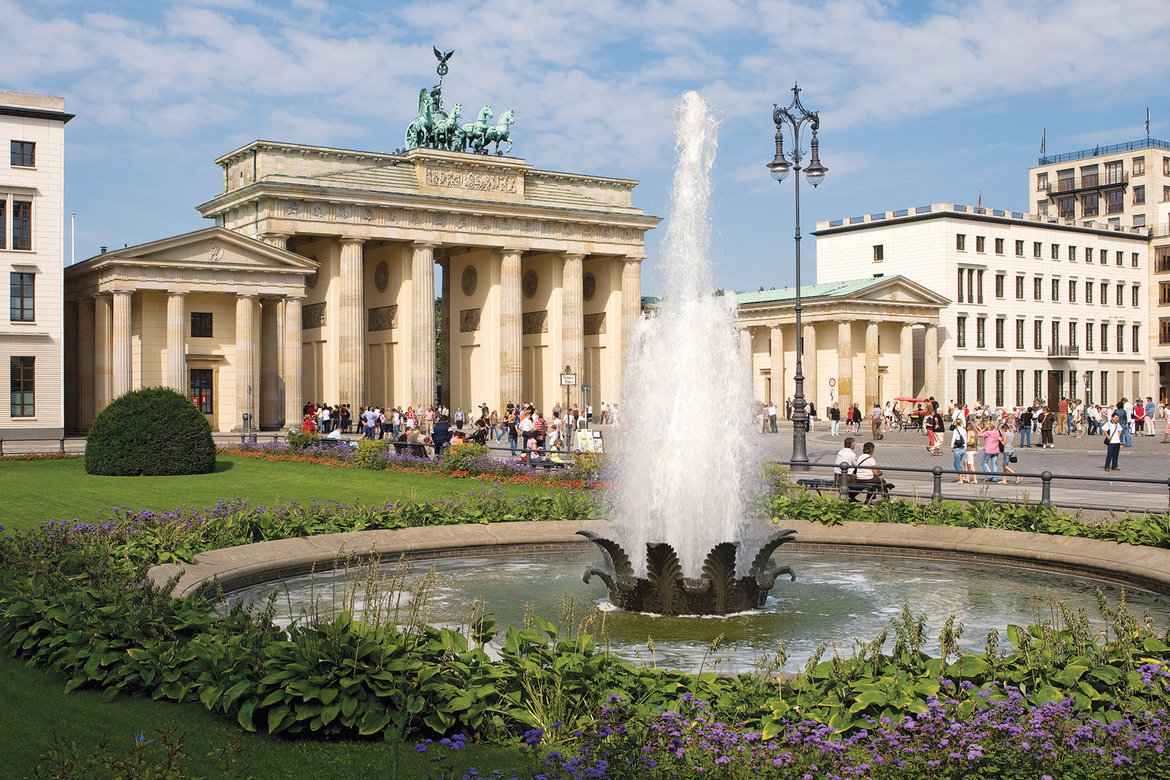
768, 83, 827, 472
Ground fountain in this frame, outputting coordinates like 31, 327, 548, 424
579, 91, 796, 616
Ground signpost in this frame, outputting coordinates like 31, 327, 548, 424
560, 365, 576, 424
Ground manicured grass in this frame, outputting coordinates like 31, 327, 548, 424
0, 455, 554, 533
0, 654, 527, 778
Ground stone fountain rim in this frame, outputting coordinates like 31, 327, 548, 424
147, 518, 1170, 600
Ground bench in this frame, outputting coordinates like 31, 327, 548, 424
796, 477, 837, 495
799, 475, 893, 503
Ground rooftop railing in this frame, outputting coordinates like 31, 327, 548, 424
1037, 138, 1170, 166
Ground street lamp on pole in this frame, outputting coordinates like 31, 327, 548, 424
768, 82, 827, 473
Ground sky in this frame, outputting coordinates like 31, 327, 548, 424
4, 0, 1170, 296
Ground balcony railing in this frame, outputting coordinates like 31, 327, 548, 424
1045, 172, 1127, 197
1048, 345, 1080, 358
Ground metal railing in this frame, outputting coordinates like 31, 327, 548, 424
1038, 138, 1170, 166
0, 437, 66, 456
786, 461, 1170, 512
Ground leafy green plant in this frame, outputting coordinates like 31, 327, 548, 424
85, 387, 215, 476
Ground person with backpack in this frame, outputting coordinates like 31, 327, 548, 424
951, 420, 971, 483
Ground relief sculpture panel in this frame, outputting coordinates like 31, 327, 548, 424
367, 305, 398, 332
522, 310, 548, 335
303, 302, 326, 330
459, 308, 481, 333
584, 312, 606, 335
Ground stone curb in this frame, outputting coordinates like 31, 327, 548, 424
147, 518, 1170, 600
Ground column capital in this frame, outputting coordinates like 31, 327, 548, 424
260, 232, 291, 247
235, 292, 258, 300
562, 252, 586, 262
412, 241, 439, 251
167, 290, 187, 298
339, 237, 366, 247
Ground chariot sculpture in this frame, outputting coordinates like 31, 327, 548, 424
578, 528, 798, 616
404, 48, 517, 155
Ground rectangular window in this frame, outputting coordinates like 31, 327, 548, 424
1051, 278, 1059, 301
1015, 275, 1024, 299
976, 369, 986, 403
1162, 281, 1170, 305
956, 369, 966, 406
1116, 324, 1125, 352
1036, 172, 1048, 191
977, 270, 984, 303
1068, 321, 1077, 348
9, 140, 34, 167
976, 236, 985, 252
1101, 372, 1108, 404
995, 273, 1005, 298
1163, 318, 1170, 344
1116, 250, 1124, 266
1068, 245, 1076, 262
1034, 319, 1043, 350
956, 233, 966, 250
1051, 320, 1060, 348
1085, 370, 1094, 404
9, 272, 34, 322
1133, 324, 1141, 353
1015, 319, 1025, 349
1117, 284, 1124, 307
957, 268, 964, 303
1086, 322, 1094, 352
1133, 285, 1140, 307
968, 269, 975, 301
873, 245, 883, 262
12, 200, 31, 250
1101, 281, 1108, 303
1051, 243, 1059, 259
190, 368, 213, 414
976, 317, 986, 348
1037, 200, 1048, 216
1068, 279, 1076, 302
0, 199, 5, 249
1159, 247, 1170, 272
1100, 249, 1108, 264
1058, 196, 1075, 218
1034, 276, 1043, 300
1165, 185, 1170, 202
1105, 160, 1124, 184
1034, 241, 1042, 258
1086, 281, 1093, 304
191, 312, 213, 339
1015, 239, 1024, 256
956, 316, 967, 348
1083, 192, 1099, 217
1134, 156, 1145, 175
1132, 252, 1140, 268
995, 317, 1005, 349
1015, 369, 1024, 406
1035, 370, 1043, 402
1101, 322, 1109, 352
9, 356, 34, 417
995, 369, 1005, 407
1106, 189, 1124, 213
1134, 185, 1146, 205
995, 237, 1004, 255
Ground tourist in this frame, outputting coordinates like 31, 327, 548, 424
951, 420, 972, 484
431, 414, 452, 457
1038, 405, 1055, 448
834, 436, 859, 501
829, 402, 841, 437
1103, 412, 1123, 471
455, 408, 465, 430
852, 403, 862, 435
300, 413, 316, 433
1134, 401, 1146, 437
1000, 422, 1021, 483
853, 441, 890, 502
768, 401, 779, 433
1163, 400, 1170, 443
1146, 397, 1157, 436
924, 407, 938, 454
870, 403, 883, 440
978, 421, 1004, 483
1115, 401, 1130, 447
883, 401, 894, 432
963, 417, 979, 481
1057, 397, 1068, 435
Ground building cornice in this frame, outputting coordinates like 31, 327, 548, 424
0, 105, 74, 124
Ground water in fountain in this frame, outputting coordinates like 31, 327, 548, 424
610, 91, 759, 579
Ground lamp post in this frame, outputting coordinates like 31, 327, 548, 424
768, 83, 827, 473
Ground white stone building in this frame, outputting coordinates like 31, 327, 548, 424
1, 91, 72, 442
814, 203, 1149, 407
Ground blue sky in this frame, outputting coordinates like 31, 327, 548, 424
4, 0, 1169, 295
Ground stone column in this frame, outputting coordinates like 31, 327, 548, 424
739, 328, 753, 375
411, 243, 436, 406
283, 297, 303, 428
899, 324, 915, 398
260, 299, 281, 428
802, 322, 817, 412
77, 297, 95, 427
864, 321, 880, 410
768, 326, 784, 404
94, 294, 111, 411
619, 258, 642, 405
338, 238, 365, 408
837, 321, 853, 409
924, 325, 939, 400
236, 294, 257, 431
260, 233, 290, 249
499, 249, 523, 410
166, 292, 186, 393
562, 253, 585, 407
438, 258, 451, 409
111, 289, 133, 399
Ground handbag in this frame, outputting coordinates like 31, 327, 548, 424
1008, 454, 1018, 463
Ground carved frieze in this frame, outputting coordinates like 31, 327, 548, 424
584, 312, 606, 335
459, 308, 481, 333
367, 304, 397, 332
282, 200, 300, 217
303, 302, 326, 330
424, 165, 519, 194
522, 310, 548, 335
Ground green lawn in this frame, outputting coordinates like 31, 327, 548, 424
0, 455, 553, 532
0, 654, 528, 779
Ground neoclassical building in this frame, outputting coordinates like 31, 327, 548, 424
737, 276, 950, 412
65, 144, 658, 431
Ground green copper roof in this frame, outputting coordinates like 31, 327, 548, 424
736, 277, 885, 305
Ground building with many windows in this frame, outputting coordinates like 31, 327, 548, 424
1, 91, 72, 442
814, 203, 1149, 407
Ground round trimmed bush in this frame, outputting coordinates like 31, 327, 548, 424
85, 387, 216, 475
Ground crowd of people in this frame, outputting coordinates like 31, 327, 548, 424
294, 399, 612, 464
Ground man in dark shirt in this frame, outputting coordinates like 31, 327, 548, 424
431, 415, 453, 457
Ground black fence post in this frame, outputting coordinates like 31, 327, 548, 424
1040, 471, 1053, 507
932, 466, 943, 502
0, 439, 4, 456
59, 438, 65, 453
